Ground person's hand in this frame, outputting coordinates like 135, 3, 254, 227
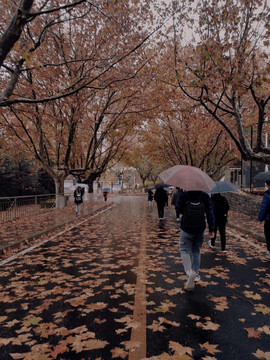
209, 232, 214, 238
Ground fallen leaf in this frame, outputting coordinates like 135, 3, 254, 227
121, 340, 142, 351
169, 341, 193, 356
22, 317, 42, 326
244, 328, 261, 339
200, 342, 221, 355
111, 347, 129, 358
72, 338, 108, 352
255, 305, 270, 315
258, 325, 270, 335
197, 321, 220, 331
253, 349, 270, 360
226, 283, 240, 289
51, 343, 69, 358
147, 320, 166, 332
244, 291, 262, 301
158, 317, 180, 327
155, 306, 170, 313
187, 314, 201, 320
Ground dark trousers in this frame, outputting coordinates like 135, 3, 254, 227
264, 220, 270, 252
157, 203, 165, 219
211, 222, 226, 251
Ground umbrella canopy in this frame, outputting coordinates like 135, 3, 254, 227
253, 171, 270, 181
102, 188, 110, 192
155, 182, 171, 189
159, 165, 215, 191
209, 181, 240, 194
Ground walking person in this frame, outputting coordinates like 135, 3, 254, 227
176, 190, 215, 291
74, 186, 84, 215
209, 193, 230, 252
154, 186, 168, 220
258, 180, 270, 257
171, 187, 183, 221
147, 189, 154, 211
103, 191, 108, 202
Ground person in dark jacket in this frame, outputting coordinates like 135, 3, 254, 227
210, 193, 230, 252
176, 190, 215, 291
74, 186, 84, 215
154, 186, 168, 220
171, 187, 183, 221
258, 180, 270, 256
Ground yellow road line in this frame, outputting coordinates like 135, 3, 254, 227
129, 211, 147, 360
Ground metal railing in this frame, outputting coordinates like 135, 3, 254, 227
0, 194, 56, 223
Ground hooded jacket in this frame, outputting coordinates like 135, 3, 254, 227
258, 189, 270, 222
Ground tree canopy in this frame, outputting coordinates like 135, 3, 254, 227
0, 0, 269, 202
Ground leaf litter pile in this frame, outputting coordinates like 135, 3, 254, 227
0, 196, 270, 360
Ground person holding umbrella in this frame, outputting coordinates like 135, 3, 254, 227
102, 188, 110, 201
74, 186, 84, 215
154, 184, 168, 220
159, 165, 215, 291
210, 193, 230, 252
258, 180, 270, 257
176, 191, 215, 291
171, 187, 183, 221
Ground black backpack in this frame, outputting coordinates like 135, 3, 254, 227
181, 194, 205, 232
75, 188, 82, 201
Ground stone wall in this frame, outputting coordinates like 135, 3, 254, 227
224, 191, 262, 219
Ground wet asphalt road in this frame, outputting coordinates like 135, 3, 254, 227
0, 195, 270, 360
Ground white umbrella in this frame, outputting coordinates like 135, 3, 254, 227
159, 165, 215, 192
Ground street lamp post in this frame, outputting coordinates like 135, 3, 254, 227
250, 125, 253, 192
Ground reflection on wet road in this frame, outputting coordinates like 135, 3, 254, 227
0, 195, 270, 360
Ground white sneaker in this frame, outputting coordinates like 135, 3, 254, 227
194, 274, 201, 282
186, 270, 196, 291
208, 240, 215, 249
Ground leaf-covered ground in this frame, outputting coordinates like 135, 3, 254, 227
0, 196, 270, 360
0, 200, 107, 251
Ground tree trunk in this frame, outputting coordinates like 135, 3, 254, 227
87, 181, 94, 193
54, 177, 66, 209
0, 0, 34, 68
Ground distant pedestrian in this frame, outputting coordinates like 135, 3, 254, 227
176, 191, 215, 291
210, 193, 230, 252
154, 186, 168, 220
74, 186, 84, 215
171, 187, 183, 221
103, 191, 108, 202
147, 189, 154, 210
258, 180, 270, 256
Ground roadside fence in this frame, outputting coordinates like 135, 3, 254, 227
0, 194, 56, 223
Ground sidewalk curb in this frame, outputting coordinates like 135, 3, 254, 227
0, 203, 112, 254
228, 223, 265, 244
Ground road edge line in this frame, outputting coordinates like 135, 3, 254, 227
0, 205, 113, 266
